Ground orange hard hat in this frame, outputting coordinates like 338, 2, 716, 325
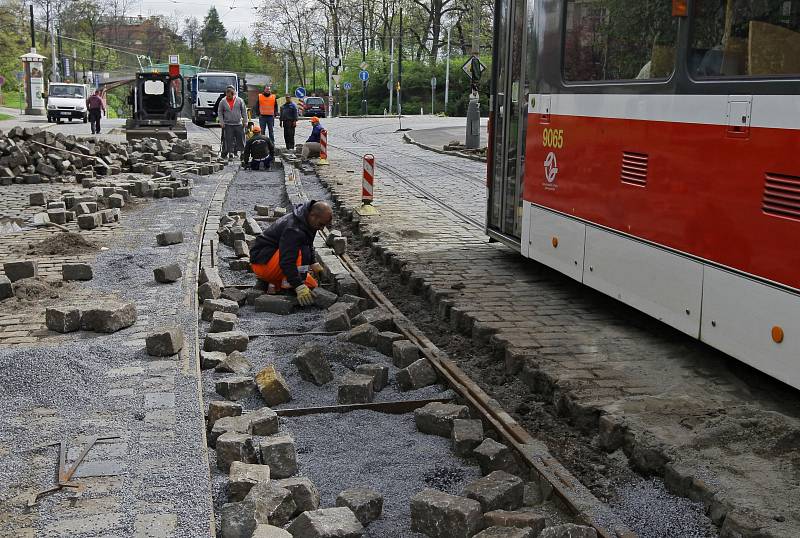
310, 116, 320, 123
252, 125, 261, 133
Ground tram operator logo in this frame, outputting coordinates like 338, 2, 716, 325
544, 151, 559, 189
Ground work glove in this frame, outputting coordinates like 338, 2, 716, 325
295, 284, 314, 306
311, 262, 324, 276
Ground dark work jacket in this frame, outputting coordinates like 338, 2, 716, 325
242, 134, 274, 162
307, 123, 322, 143
249, 200, 318, 287
280, 102, 299, 125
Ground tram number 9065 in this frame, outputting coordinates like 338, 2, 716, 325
542, 128, 564, 149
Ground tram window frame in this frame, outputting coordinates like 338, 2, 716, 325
560, 0, 679, 85
688, 0, 800, 81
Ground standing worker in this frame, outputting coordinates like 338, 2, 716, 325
301, 116, 323, 161
87, 90, 105, 135
256, 85, 278, 142
217, 85, 248, 159
279, 94, 299, 151
249, 200, 333, 305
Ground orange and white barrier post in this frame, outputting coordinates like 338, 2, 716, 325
356, 153, 379, 216
319, 129, 329, 165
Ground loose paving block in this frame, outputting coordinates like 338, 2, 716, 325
293, 345, 333, 386
338, 372, 374, 404
338, 294, 366, 312
275, 477, 320, 514
351, 307, 394, 331
204, 331, 249, 353
392, 340, 421, 368
539, 524, 598, 538
312, 287, 339, 308
254, 295, 295, 315
248, 407, 279, 436
80, 302, 137, 333
397, 359, 438, 391
62, 263, 92, 281
229, 461, 270, 502
255, 366, 292, 406
77, 213, 101, 230
474, 439, 518, 475
153, 263, 182, 283
0, 276, 12, 300
376, 331, 404, 357
325, 229, 343, 247
45, 306, 81, 333
216, 376, 256, 401
216, 351, 252, 374
331, 236, 347, 256
229, 259, 251, 271
208, 401, 243, 428
211, 416, 250, 447
253, 524, 292, 537
354, 364, 389, 392
234, 240, 249, 258
108, 193, 125, 208
198, 281, 222, 302
201, 350, 226, 369
29, 192, 46, 206
415, 402, 470, 438
462, 471, 524, 512
47, 209, 67, 225
199, 266, 224, 288
245, 482, 296, 527
3, 260, 37, 282
483, 510, 546, 535
222, 287, 248, 305
410, 489, 482, 538
324, 310, 351, 332
220, 501, 257, 538
452, 419, 484, 456
287, 507, 364, 538
202, 298, 239, 321
254, 204, 271, 216
336, 488, 383, 526
258, 434, 298, 478
474, 527, 534, 538
337, 324, 379, 347
217, 432, 258, 471
156, 230, 183, 246
246, 288, 266, 305
211, 311, 238, 332
145, 327, 184, 356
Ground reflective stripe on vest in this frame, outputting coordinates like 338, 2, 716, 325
259, 94, 276, 115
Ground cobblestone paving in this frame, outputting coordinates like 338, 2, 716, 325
313, 117, 800, 537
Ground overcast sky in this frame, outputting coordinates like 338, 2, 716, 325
138, 0, 256, 41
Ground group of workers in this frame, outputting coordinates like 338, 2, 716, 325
217, 84, 324, 169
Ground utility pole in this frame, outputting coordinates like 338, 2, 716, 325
284, 55, 289, 94
29, 4, 36, 50
465, 0, 481, 148
361, 0, 367, 115
388, 38, 394, 115
397, 8, 403, 121
444, 26, 451, 114
51, 24, 58, 82
313, 56, 316, 94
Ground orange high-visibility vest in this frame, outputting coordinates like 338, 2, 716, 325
258, 93, 277, 116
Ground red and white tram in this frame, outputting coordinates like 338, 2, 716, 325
487, 0, 800, 389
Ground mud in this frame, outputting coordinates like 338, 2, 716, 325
19, 232, 100, 256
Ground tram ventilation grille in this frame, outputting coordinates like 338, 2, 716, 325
621, 152, 648, 187
763, 173, 800, 221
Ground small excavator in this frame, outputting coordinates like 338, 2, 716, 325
125, 71, 187, 141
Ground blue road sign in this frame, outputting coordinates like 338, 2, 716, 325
358, 70, 369, 82
343, 82, 352, 91
295, 87, 306, 98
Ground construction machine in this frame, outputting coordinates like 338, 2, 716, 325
125, 71, 187, 141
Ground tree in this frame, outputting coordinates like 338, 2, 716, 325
0, 0, 28, 91
182, 16, 200, 58
200, 7, 227, 60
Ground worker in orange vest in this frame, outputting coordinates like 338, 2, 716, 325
256, 85, 278, 142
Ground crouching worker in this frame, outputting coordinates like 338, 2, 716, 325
241, 125, 275, 170
249, 200, 333, 306
301, 116, 323, 161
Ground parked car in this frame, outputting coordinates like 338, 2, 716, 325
302, 96, 326, 118
46, 83, 89, 123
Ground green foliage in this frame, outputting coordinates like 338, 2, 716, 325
201, 7, 227, 60
0, 0, 27, 93
0, 113, 12, 121
1, 90, 24, 110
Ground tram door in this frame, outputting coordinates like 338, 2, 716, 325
488, 0, 529, 240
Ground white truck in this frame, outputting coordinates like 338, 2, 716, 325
46, 82, 90, 124
191, 72, 239, 126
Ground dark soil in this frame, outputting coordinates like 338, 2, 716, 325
22, 232, 99, 256
11, 277, 66, 302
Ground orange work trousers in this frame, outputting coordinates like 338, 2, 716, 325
251, 250, 318, 289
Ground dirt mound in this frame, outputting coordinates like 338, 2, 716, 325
11, 277, 64, 301
25, 232, 99, 256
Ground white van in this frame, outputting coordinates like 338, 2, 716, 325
46, 83, 90, 123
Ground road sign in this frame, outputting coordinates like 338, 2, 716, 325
358, 70, 369, 82
359, 61, 369, 70
332, 74, 342, 84
295, 87, 306, 98
343, 82, 352, 91
431, 77, 437, 88
461, 56, 487, 80
330, 57, 341, 68
169, 54, 179, 65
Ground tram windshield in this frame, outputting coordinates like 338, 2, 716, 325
690, 0, 800, 77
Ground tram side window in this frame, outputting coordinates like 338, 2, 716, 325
691, 0, 800, 77
563, 0, 678, 81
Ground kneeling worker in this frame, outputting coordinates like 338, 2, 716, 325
249, 200, 333, 305
241, 125, 275, 170
301, 116, 324, 161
